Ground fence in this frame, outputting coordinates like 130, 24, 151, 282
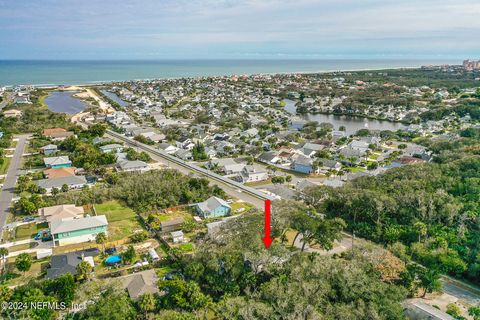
53, 238, 130, 255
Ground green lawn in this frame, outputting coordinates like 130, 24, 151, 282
178, 243, 195, 253
15, 222, 49, 240
0, 157, 11, 175
230, 201, 255, 214
346, 167, 366, 173
94, 200, 144, 241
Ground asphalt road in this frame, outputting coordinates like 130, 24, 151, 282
104, 131, 267, 209
441, 277, 480, 306
0, 136, 27, 239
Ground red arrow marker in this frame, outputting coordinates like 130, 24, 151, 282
262, 199, 273, 249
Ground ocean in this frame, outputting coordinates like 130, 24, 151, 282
0, 59, 458, 86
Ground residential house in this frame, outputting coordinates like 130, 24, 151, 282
213, 133, 229, 141
40, 144, 58, 156
196, 196, 231, 218
3, 109, 22, 118
46, 248, 100, 279
160, 218, 184, 233
239, 166, 269, 183
242, 128, 259, 138
291, 155, 316, 174
158, 143, 178, 154
257, 151, 280, 164
141, 131, 166, 142
122, 269, 161, 300
36, 176, 88, 193
260, 185, 296, 200
349, 140, 369, 154
316, 158, 341, 173
332, 131, 346, 141
38, 204, 84, 223
213, 140, 235, 155
175, 137, 195, 150
92, 137, 110, 145
174, 149, 193, 161
42, 128, 74, 141
43, 167, 77, 179
207, 158, 245, 175
295, 179, 318, 191
44, 156, 72, 168
50, 215, 108, 247
171, 231, 184, 243
299, 142, 324, 158
322, 179, 345, 188
99, 144, 123, 153
115, 160, 148, 172
338, 147, 364, 163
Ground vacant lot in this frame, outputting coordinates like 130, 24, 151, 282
95, 200, 144, 241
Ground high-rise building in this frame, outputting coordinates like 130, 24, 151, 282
463, 59, 480, 71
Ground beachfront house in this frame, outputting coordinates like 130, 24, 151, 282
196, 196, 231, 218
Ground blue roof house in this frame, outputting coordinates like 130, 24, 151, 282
196, 196, 231, 219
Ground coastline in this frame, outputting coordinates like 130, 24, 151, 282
0, 64, 445, 88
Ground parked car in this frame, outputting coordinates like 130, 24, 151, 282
105, 247, 117, 255
23, 216, 35, 223
34, 230, 49, 240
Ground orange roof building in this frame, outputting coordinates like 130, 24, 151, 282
44, 167, 77, 179
42, 128, 74, 140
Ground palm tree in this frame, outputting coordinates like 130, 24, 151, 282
138, 292, 157, 317
76, 261, 92, 282
0, 247, 8, 279
96, 232, 107, 254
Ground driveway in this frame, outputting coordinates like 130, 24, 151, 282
0, 135, 28, 239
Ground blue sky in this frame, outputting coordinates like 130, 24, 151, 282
0, 0, 479, 60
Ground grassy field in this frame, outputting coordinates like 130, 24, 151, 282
9, 242, 39, 252
3, 258, 50, 286
15, 222, 49, 240
95, 200, 144, 241
0, 157, 11, 175
245, 179, 272, 187
230, 201, 255, 214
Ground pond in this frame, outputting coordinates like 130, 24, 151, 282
100, 90, 129, 107
44, 91, 87, 114
284, 99, 406, 135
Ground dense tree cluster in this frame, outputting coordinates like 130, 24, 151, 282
49, 169, 226, 213
147, 210, 407, 319
303, 139, 480, 282
0, 90, 74, 134
59, 136, 117, 170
